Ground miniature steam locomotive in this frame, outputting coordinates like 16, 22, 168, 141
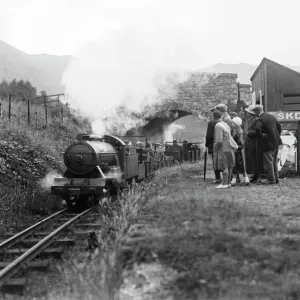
51, 134, 202, 209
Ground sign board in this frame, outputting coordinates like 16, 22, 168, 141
268, 111, 300, 121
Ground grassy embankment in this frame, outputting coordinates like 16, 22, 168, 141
0, 97, 92, 230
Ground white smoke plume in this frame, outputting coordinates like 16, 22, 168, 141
61, 0, 207, 135
40, 171, 62, 192
163, 124, 185, 143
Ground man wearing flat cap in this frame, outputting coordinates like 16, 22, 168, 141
252, 105, 282, 184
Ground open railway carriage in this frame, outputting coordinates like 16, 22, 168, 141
164, 141, 201, 163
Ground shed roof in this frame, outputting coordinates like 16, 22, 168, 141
250, 57, 300, 81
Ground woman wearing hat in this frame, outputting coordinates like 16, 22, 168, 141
244, 106, 265, 182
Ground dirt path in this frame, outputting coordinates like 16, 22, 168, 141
118, 163, 300, 300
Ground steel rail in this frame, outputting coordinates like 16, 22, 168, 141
0, 207, 94, 287
0, 208, 68, 251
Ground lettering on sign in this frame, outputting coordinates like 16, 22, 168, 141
268, 111, 300, 121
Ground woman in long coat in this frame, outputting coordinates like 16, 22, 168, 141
213, 110, 237, 189
244, 110, 265, 182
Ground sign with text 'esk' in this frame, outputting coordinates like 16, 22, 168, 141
268, 111, 300, 121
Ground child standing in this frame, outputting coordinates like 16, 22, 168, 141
230, 117, 250, 186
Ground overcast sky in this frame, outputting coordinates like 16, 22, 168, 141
1, 0, 300, 67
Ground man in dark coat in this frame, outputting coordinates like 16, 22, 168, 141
205, 109, 221, 183
252, 105, 282, 184
244, 107, 265, 182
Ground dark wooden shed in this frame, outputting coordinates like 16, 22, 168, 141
251, 58, 300, 130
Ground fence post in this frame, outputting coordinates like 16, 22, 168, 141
27, 98, 30, 125
236, 82, 241, 113
61, 106, 63, 123
44, 95, 47, 125
8, 94, 11, 122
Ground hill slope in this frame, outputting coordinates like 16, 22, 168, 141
0, 40, 72, 94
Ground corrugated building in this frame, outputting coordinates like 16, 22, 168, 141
250, 57, 300, 130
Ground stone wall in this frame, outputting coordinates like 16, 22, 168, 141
156, 72, 252, 117
181, 72, 252, 115
239, 84, 252, 104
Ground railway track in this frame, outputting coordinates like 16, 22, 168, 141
0, 205, 102, 296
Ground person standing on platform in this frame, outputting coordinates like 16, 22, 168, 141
205, 108, 222, 183
244, 106, 265, 182
252, 105, 282, 184
230, 117, 250, 186
212, 110, 238, 189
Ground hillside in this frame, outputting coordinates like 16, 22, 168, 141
0, 40, 72, 94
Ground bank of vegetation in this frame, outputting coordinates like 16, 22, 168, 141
0, 79, 92, 231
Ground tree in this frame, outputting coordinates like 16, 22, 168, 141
0, 79, 37, 99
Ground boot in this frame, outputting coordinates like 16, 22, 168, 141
244, 175, 250, 185
250, 174, 259, 183
230, 178, 237, 186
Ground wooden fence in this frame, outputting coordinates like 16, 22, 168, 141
0, 93, 68, 127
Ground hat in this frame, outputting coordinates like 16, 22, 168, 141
232, 117, 242, 126
229, 112, 237, 118
213, 103, 228, 112
252, 105, 264, 112
245, 105, 256, 115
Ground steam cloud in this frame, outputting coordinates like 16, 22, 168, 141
163, 124, 185, 143
62, 0, 206, 136
40, 171, 62, 192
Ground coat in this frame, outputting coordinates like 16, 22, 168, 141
232, 126, 245, 174
213, 121, 235, 170
245, 119, 265, 174
255, 112, 282, 151
205, 120, 218, 154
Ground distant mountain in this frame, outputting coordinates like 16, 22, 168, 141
0, 40, 72, 94
198, 62, 300, 84
1, 39, 300, 94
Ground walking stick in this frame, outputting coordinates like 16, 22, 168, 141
204, 147, 208, 182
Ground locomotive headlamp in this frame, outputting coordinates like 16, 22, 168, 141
76, 155, 83, 162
